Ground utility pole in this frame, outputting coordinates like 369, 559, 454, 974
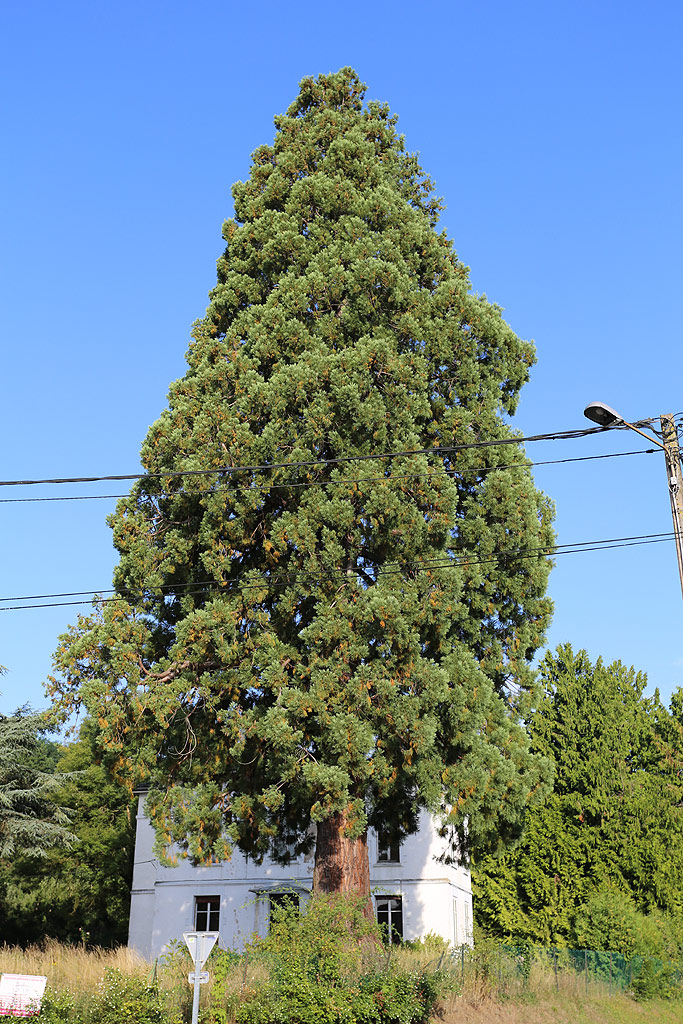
660, 414, 683, 603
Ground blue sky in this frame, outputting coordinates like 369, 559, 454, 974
2, 0, 682, 715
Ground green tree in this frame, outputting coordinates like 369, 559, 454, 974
573, 888, 681, 960
48, 68, 554, 898
0, 683, 75, 860
473, 644, 683, 944
0, 718, 135, 946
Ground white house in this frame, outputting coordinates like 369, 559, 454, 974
128, 796, 473, 958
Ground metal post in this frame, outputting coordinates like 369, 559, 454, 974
461, 944, 465, 985
553, 950, 559, 991
661, 415, 683, 603
584, 949, 588, 993
191, 946, 202, 1024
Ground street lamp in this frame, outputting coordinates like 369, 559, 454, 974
583, 402, 683, 602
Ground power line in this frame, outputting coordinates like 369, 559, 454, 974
0, 530, 675, 612
0, 448, 657, 504
0, 425, 613, 489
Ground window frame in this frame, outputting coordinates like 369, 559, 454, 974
374, 895, 403, 944
194, 895, 220, 932
376, 832, 401, 864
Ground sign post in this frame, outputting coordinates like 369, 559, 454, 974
183, 932, 218, 1024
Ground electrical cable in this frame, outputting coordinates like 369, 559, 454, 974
0, 424, 618, 489
0, 530, 675, 611
0, 448, 658, 504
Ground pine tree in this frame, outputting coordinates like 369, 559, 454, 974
49, 69, 554, 898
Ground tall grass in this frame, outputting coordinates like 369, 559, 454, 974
0, 940, 147, 994
438, 945, 682, 1024
439, 951, 614, 1007
1, 939, 681, 1024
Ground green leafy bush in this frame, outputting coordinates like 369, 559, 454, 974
401, 932, 449, 954
629, 957, 681, 1001
232, 894, 445, 1024
88, 968, 169, 1024
573, 888, 683, 961
37, 988, 85, 1024
360, 968, 444, 1024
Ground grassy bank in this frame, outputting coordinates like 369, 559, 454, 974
440, 993, 681, 1023
0, 940, 145, 993
437, 947, 682, 1023
1, 938, 681, 1024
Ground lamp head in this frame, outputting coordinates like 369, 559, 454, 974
583, 401, 624, 427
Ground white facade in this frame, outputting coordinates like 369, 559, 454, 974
128, 797, 473, 958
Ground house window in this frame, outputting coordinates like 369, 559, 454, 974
377, 833, 400, 863
194, 895, 220, 931
269, 891, 300, 924
375, 896, 403, 944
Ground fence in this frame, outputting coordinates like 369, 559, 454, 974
445, 943, 683, 999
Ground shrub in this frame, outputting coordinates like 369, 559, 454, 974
232, 894, 445, 1024
401, 932, 449, 954
88, 968, 169, 1024
37, 988, 85, 1024
360, 968, 444, 1024
629, 956, 680, 1001
573, 888, 683, 961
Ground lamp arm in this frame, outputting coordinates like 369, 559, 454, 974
620, 420, 665, 450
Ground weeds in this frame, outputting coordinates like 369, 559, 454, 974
2, 913, 682, 1023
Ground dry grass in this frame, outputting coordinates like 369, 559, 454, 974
438, 958, 682, 1024
0, 940, 148, 994
1, 941, 681, 1024
437, 993, 683, 1024
0, 940, 271, 1014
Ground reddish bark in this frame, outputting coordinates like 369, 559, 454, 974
313, 810, 373, 920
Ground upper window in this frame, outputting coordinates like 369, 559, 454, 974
195, 895, 220, 932
377, 833, 400, 863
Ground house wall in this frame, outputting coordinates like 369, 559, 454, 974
128, 797, 473, 958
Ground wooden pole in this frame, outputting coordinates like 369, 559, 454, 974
660, 415, 683, 603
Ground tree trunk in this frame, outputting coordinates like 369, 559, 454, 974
313, 810, 373, 920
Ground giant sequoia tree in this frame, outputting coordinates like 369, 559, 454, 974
49, 69, 554, 897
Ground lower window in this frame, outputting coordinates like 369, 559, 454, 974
269, 891, 300, 924
195, 895, 220, 931
375, 896, 403, 944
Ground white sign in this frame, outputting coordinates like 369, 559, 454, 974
183, 931, 219, 969
0, 974, 47, 1017
188, 972, 210, 985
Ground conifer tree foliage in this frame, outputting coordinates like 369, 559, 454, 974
0, 676, 75, 859
49, 69, 554, 895
0, 718, 135, 946
473, 645, 683, 945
